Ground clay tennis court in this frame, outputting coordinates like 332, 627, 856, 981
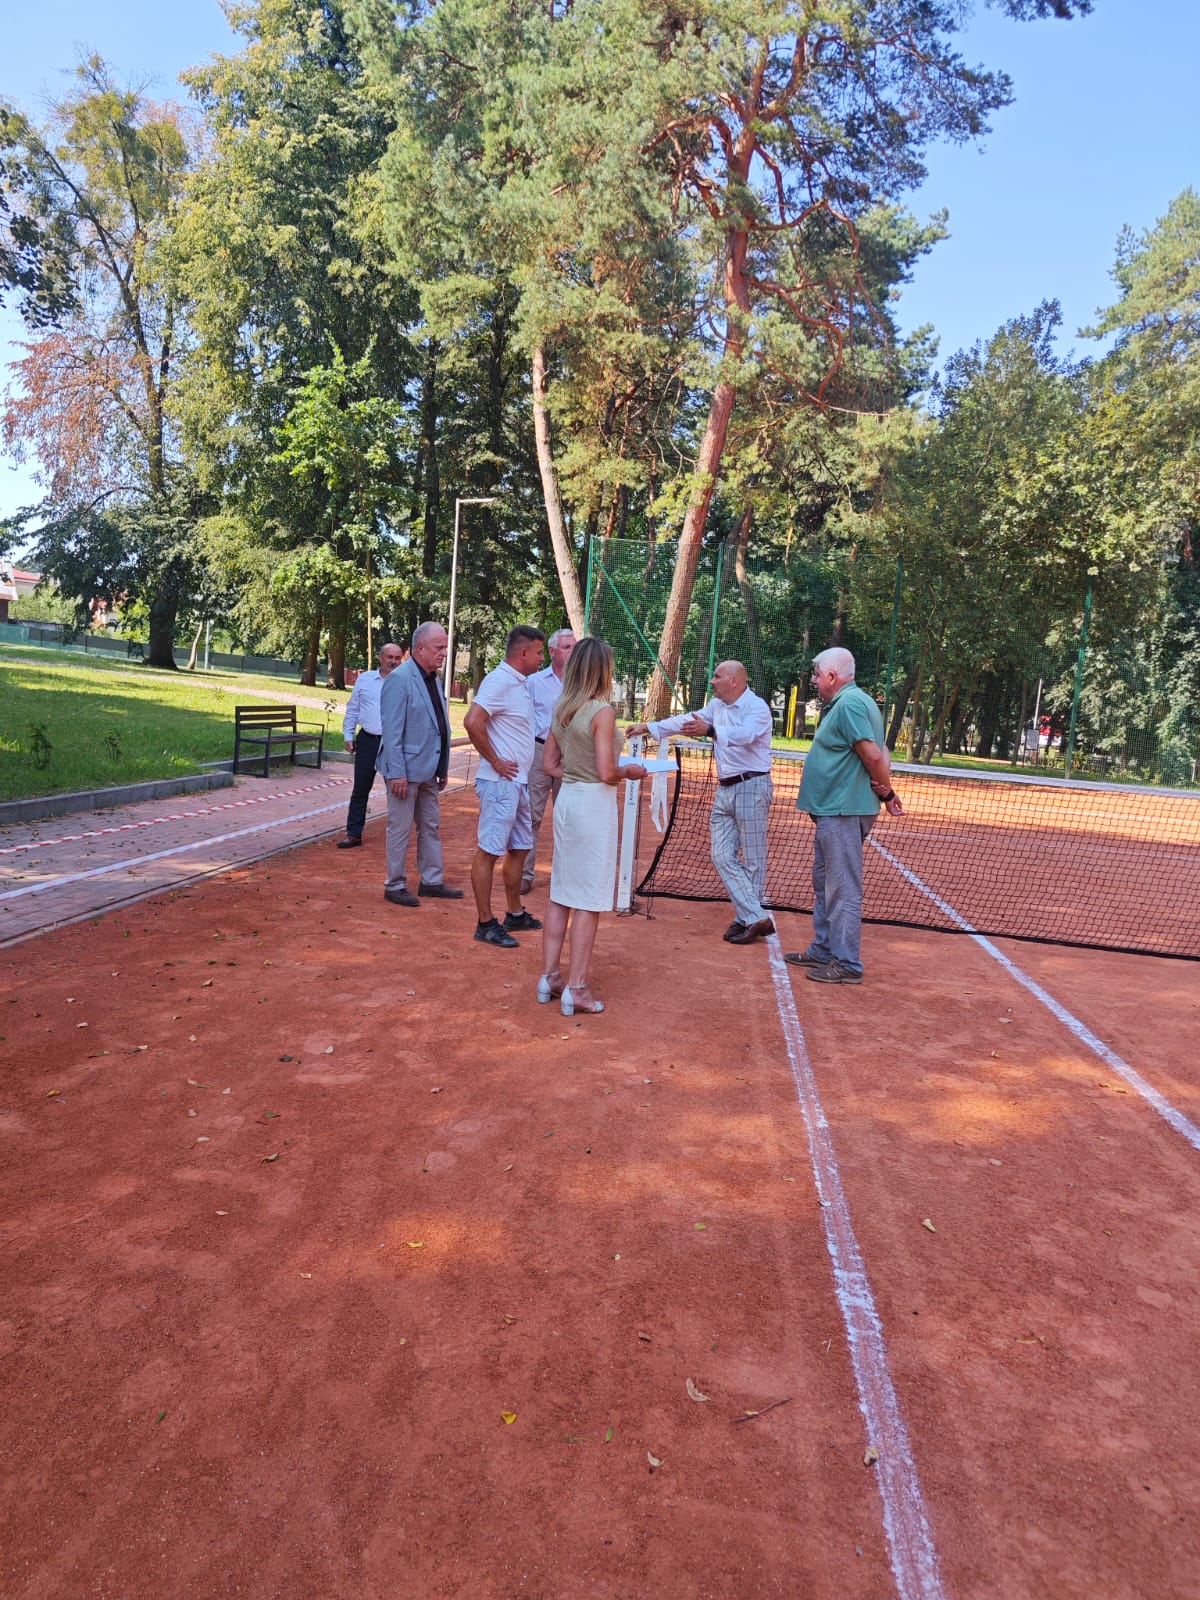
3, 781, 1198, 1599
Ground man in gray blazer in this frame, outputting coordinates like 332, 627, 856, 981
377, 621, 464, 907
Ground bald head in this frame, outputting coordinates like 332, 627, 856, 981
711, 659, 749, 704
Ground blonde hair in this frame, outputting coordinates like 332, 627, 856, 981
554, 636, 614, 730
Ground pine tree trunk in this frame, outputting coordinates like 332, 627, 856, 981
531, 344, 586, 635
301, 616, 322, 687
645, 192, 751, 720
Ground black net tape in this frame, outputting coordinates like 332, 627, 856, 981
635, 746, 1200, 961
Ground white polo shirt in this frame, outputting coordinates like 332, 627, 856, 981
342, 669, 385, 739
525, 664, 565, 741
473, 661, 536, 783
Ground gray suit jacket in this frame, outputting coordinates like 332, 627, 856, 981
377, 658, 448, 784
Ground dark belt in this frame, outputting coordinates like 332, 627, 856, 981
534, 736, 546, 744
719, 770, 769, 788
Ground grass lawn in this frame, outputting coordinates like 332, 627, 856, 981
0, 646, 473, 803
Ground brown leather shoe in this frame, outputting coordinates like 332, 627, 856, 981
722, 920, 747, 942
336, 836, 362, 849
726, 917, 775, 945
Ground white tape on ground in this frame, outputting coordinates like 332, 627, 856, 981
868, 837, 1200, 1155
765, 938, 947, 1600
0, 800, 348, 903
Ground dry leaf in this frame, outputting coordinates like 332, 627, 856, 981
501, 1412, 517, 1425
324, 1046, 334, 1055
864, 1446, 879, 1467
431, 1087, 442, 1094
407, 1241, 425, 1249
299, 1272, 312, 1279
647, 1451, 663, 1471
686, 1379, 710, 1403
215, 1210, 228, 1216
261, 1153, 279, 1163
637, 1331, 652, 1342
921, 1218, 936, 1232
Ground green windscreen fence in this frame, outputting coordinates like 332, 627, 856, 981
584, 535, 1199, 789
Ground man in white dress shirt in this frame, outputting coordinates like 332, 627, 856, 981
337, 641, 405, 848
521, 628, 575, 894
463, 624, 546, 948
630, 660, 776, 944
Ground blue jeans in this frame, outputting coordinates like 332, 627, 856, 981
807, 815, 875, 975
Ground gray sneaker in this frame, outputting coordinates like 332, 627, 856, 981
804, 961, 863, 984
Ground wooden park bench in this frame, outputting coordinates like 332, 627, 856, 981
233, 704, 325, 777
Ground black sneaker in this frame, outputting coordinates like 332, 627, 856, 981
805, 961, 863, 985
474, 919, 519, 948
503, 908, 542, 932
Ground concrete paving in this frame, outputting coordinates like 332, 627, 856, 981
0, 751, 478, 948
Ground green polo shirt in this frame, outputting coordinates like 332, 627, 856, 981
797, 683, 884, 817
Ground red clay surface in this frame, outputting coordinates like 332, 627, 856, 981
2, 789, 1198, 1599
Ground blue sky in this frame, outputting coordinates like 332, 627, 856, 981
3, 0, 1198, 524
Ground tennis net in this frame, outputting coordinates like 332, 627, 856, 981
635, 746, 1200, 961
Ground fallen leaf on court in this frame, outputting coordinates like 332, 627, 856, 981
1017, 1334, 1047, 1346
604, 1427, 613, 1443
989, 1158, 1003, 1166
222, 1088, 231, 1094
864, 1447, 879, 1467
157, 1411, 167, 1424
188, 1035, 197, 1043
686, 1379, 710, 1403
431, 1086, 442, 1093
76, 1022, 88, 1029
502, 1164, 513, 1172
647, 1451, 663, 1471
324, 1047, 334, 1054
202, 980, 213, 988
998, 1017, 1012, 1024
195, 1136, 210, 1143
503, 1316, 516, 1326
215, 1211, 228, 1215
637, 1332, 652, 1342
261, 1153, 279, 1163
135, 1045, 148, 1052
46, 1089, 59, 1097
260, 1111, 280, 1119
407, 1241, 425, 1249
299, 1272, 312, 1279
694, 1222, 706, 1231
279, 1054, 294, 1062
188, 1109, 197, 1118
921, 1218, 936, 1232
502, 1412, 517, 1425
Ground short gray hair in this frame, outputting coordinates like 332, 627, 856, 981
548, 628, 575, 650
411, 620, 444, 650
812, 647, 856, 680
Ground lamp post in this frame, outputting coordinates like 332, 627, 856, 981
444, 496, 496, 700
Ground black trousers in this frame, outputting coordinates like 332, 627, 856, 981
345, 731, 382, 838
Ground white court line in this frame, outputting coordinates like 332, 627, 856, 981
0, 800, 349, 903
0, 778, 348, 856
765, 938, 947, 1600
869, 838, 1200, 1155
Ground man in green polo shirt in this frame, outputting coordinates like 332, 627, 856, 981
784, 648, 903, 984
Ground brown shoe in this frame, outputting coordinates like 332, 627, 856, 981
419, 882, 464, 899
384, 888, 420, 907
336, 835, 362, 849
722, 920, 747, 942
726, 917, 775, 945
783, 950, 831, 968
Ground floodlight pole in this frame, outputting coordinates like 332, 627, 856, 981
444, 496, 496, 700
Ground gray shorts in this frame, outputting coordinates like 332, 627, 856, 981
475, 779, 534, 856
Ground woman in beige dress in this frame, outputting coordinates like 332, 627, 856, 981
537, 638, 646, 1016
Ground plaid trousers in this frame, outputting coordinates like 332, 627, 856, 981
709, 773, 772, 925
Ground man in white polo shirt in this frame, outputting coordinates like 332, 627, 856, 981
521, 627, 575, 894
463, 624, 547, 948
336, 640, 405, 848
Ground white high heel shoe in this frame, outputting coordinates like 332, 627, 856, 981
536, 970, 563, 1004
561, 985, 605, 1017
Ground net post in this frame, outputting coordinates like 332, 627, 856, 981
584, 535, 595, 633
1064, 584, 1093, 781
615, 736, 643, 913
